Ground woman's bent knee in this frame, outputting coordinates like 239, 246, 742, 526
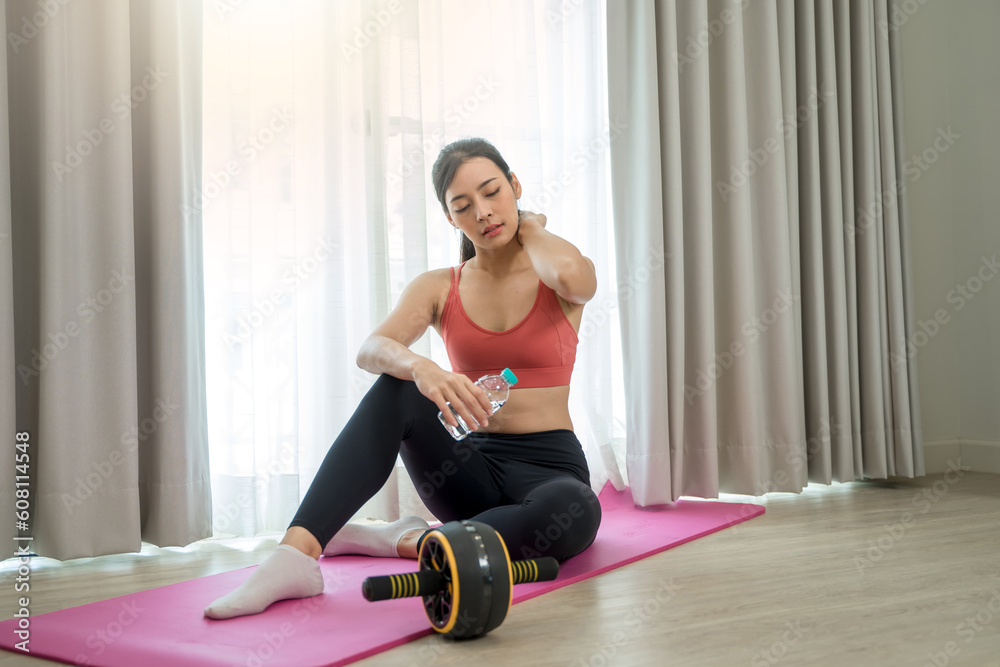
515, 479, 602, 562
554, 484, 601, 560
360, 374, 435, 425
367, 372, 409, 397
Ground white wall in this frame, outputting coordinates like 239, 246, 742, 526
899, 0, 1000, 472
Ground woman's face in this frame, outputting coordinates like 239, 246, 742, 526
444, 157, 522, 248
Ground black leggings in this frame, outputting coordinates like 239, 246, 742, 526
289, 374, 601, 562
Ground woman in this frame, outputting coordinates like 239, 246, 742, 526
206, 138, 601, 620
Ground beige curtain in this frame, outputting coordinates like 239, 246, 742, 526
607, 0, 923, 505
0, 0, 210, 560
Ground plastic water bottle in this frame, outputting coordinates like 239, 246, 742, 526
438, 368, 519, 440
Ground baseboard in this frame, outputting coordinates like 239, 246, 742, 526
922, 438, 1000, 474
958, 439, 1000, 474
922, 440, 962, 474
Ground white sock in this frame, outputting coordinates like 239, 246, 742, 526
204, 545, 324, 620
322, 516, 429, 558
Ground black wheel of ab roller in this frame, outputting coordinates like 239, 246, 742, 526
418, 521, 513, 638
361, 520, 559, 639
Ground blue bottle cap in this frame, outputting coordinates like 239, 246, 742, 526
501, 368, 518, 385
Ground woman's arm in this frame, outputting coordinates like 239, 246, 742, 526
356, 271, 438, 379
356, 335, 431, 381
357, 270, 493, 430
517, 211, 597, 304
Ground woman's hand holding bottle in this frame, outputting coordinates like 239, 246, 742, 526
411, 359, 493, 432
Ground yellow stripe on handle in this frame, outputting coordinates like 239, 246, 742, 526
362, 569, 445, 602
511, 557, 559, 585
387, 572, 421, 598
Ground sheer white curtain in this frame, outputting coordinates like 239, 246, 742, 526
202, 0, 623, 538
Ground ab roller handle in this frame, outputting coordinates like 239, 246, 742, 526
362, 555, 559, 602
360, 520, 562, 639
363, 569, 443, 602
511, 556, 560, 585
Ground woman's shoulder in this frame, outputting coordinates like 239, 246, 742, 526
404, 266, 453, 287
405, 266, 456, 328
420, 266, 455, 289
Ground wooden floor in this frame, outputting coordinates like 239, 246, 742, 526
2, 471, 999, 666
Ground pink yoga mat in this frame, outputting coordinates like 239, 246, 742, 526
0, 484, 763, 667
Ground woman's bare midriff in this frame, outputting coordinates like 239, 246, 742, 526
430, 265, 581, 435
476, 384, 574, 434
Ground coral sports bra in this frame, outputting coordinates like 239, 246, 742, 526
440, 261, 578, 389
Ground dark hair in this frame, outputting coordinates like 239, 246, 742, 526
431, 138, 516, 263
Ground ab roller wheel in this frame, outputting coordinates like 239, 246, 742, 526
361, 520, 559, 639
